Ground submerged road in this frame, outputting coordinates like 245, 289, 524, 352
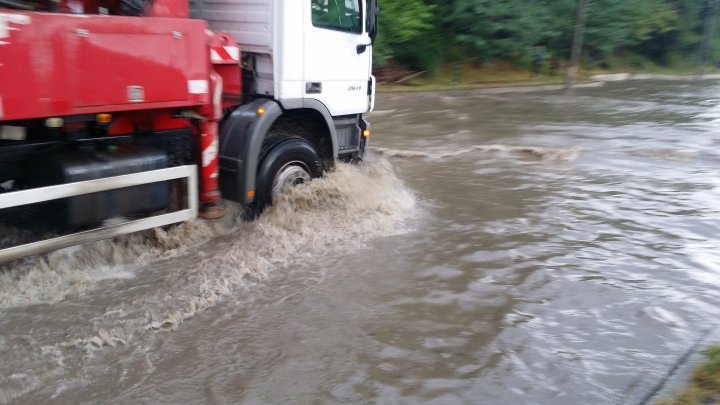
1, 80, 720, 404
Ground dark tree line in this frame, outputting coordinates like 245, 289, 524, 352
375, 0, 719, 73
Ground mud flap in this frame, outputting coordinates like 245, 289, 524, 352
218, 99, 283, 205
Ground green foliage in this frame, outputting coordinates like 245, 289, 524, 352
374, 0, 720, 72
372, 0, 436, 67
584, 0, 677, 58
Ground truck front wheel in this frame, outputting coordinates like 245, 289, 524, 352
252, 137, 324, 215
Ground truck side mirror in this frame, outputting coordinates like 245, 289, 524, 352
357, 1, 377, 55
367, 0, 378, 44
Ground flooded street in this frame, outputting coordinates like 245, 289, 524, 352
2, 80, 720, 404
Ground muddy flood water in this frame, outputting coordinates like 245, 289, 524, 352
2, 81, 720, 404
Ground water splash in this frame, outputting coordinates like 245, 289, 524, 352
0, 159, 418, 352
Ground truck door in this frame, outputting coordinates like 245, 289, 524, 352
304, 0, 372, 116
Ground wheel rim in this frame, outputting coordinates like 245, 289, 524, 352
271, 161, 312, 199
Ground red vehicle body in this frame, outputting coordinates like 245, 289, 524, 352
0, 0, 247, 261
1, 4, 241, 209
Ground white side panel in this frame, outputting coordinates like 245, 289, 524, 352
190, 0, 272, 55
275, 0, 305, 101
191, 0, 275, 95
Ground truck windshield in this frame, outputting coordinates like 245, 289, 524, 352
311, 0, 362, 34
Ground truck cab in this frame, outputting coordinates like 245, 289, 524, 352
206, 0, 379, 205
193, 0, 377, 116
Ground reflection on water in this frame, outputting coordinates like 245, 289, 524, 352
2, 81, 720, 404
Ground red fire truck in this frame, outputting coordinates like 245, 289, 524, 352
0, 0, 378, 262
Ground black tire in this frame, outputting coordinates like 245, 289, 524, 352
251, 137, 324, 216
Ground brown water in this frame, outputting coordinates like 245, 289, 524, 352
2, 81, 720, 404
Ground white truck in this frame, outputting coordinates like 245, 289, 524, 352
0, 0, 378, 262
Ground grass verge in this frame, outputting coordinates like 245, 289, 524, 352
377, 62, 579, 93
660, 346, 720, 405
376, 61, 720, 93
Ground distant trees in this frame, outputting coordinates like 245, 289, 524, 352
375, 0, 718, 72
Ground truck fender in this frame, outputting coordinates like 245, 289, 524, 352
218, 98, 282, 204
299, 98, 339, 159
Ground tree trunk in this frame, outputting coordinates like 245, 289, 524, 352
697, 0, 718, 76
565, 0, 589, 93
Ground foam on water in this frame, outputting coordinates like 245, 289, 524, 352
372, 144, 580, 161
627, 148, 699, 161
